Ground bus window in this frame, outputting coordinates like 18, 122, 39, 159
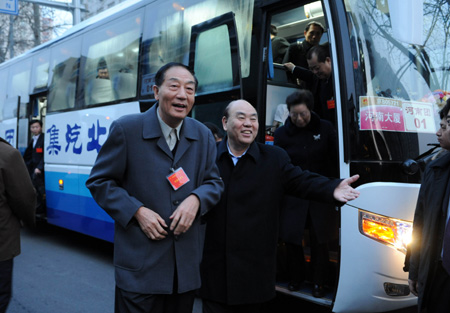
81, 11, 142, 106
31, 50, 50, 94
140, 0, 253, 99
48, 38, 81, 112
0, 67, 8, 121
344, 0, 450, 178
7, 58, 31, 108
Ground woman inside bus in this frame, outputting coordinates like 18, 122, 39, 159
274, 89, 338, 298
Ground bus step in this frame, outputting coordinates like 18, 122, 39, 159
275, 282, 333, 307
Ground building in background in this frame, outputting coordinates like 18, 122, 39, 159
0, 0, 127, 63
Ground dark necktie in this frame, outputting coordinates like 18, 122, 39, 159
443, 218, 450, 275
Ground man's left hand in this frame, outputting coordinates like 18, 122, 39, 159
170, 194, 200, 236
333, 175, 360, 203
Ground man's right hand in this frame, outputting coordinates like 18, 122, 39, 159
134, 206, 168, 240
408, 279, 419, 296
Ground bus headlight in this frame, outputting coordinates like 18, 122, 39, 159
358, 210, 412, 254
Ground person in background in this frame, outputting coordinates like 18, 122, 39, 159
23, 119, 45, 216
199, 99, 359, 313
408, 99, 450, 313
204, 122, 224, 142
96, 57, 110, 80
274, 90, 338, 297
284, 45, 335, 126
86, 62, 224, 313
283, 21, 325, 69
0, 137, 36, 313
272, 104, 289, 131
270, 25, 289, 64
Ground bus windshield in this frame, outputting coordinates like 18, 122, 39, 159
345, 0, 449, 162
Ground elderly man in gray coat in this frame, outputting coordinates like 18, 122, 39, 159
86, 63, 223, 313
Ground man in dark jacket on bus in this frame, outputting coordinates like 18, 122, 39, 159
199, 99, 359, 313
408, 99, 450, 312
0, 138, 36, 312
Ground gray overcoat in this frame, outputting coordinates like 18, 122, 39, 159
86, 104, 223, 294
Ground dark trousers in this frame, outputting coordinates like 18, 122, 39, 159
0, 259, 13, 313
202, 299, 263, 313
426, 262, 450, 313
115, 286, 195, 313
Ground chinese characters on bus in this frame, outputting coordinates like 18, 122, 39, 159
360, 96, 436, 133
47, 119, 107, 155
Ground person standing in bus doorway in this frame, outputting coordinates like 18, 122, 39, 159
199, 99, 359, 313
23, 119, 45, 216
270, 24, 289, 64
408, 99, 450, 313
274, 90, 338, 298
0, 137, 36, 313
283, 21, 325, 69
86, 62, 223, 313
284, 45, 336, 127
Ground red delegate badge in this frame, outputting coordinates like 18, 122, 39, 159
36, 147, 43, 153
167, 168, 190, 190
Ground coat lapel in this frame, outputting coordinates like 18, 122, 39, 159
142, 104, 173, 159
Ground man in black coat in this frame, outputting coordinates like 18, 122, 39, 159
23, 119, 45, 214
284, 45, 335, 126
199, 100, 359, 313
408, 99, 450, 312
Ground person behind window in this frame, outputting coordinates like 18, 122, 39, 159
270, 24, 289, 64
23, 119, 45, 216
274, 90, 338, 298
96, 57, 110, 80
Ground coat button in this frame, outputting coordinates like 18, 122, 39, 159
173, 200, 180, 205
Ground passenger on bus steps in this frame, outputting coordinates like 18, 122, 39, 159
86, 63, 224, 313
199, 99, 359, 313
270, 24, 289, 64
0, 137, 36, 313
23, 119, 46, 216
274, 90, 338, 298
284, 45, 336, 127
407, 99, 450, 312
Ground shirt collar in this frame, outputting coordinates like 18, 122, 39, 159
156, 108, 183, 141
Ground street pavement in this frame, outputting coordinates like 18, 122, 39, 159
6, 222, 416, 313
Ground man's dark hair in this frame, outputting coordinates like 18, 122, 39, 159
97, 57, 108, 70
30, 119, 42, 127
204, 122, 224, 139
154, 62, 198, 90
270, 25, 278, 36
286, 89, 314, 112
305, 21, 325, 34
439, 98, 450, 119
306, 44, 330, 63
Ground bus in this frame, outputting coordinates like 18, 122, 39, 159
0, 0, 448, 311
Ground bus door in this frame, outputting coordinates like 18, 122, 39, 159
264, 0, 338, 308
188, 11, 241, 130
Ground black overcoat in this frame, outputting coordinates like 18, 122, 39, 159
408, 151, 450, 312
274, 113, 338, 244
199, 139, 341, 305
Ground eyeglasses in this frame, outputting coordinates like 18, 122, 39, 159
289, 111, 309, 118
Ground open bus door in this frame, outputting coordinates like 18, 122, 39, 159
188, 11, 242, 128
